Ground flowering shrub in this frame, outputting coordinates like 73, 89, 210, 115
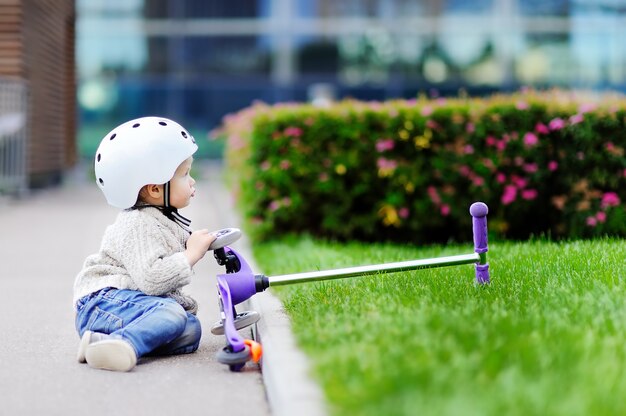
218, 90, 626, 242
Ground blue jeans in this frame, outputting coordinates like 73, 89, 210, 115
75, 288, 201, 358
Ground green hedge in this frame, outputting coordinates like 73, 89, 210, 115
220, 90, 626, 242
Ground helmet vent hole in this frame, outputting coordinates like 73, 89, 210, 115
110, 133, 116, 140
97, 153, 101, 162
98, 178, 104, 185
181, 131, 188, 138
133, 123, 140, 128
159, 121, 167, 126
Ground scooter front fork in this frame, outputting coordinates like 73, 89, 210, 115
215, 247, 266, 371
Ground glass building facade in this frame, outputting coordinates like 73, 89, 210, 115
77, 0, 626, 157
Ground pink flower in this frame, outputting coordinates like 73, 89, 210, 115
229, 135, 245, 150
319, 172, 329, 182
421, 106, 433, 116
535, 123, 550, 134
375, 139, 395, 152
578, 103, 597, 114
260, 160, 271, 171
377, 158, 398, 170
549, 118, 566, 131
521, 189, 538, 200
284, 126, 303, 137
511, 175, 527, 189
601, 192, 620, 209
427, 186, 441, 205
501, 185, 517, 205
399, 207, 409, 219
377, 158, 398, 177
548, 161, 558, 171
596, 211, 607, 223
279, 160, 291, 170
440, 204, 450, 216
472, 176, 484, 186
496, 172, 506, 184
569, 113, 584, 125
464, 145, 474, 154
426, 119, 439, 129
482, 158, 495, 170
486, 136, 497, 146
496, 140, 506, 152
586, 216, 597, 227
466, 123, 475, 133
605, 142, 615, 151
523, 132, 538, 147
268, 200, 281, 212
458, 165, 471, 176
523, 163, 538, 174
516, 101, 529, 110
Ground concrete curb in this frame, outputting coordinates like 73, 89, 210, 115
208, 161, 327, 416
249, 292, 328, 416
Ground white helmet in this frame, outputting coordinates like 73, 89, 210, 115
94, 116, 198, 209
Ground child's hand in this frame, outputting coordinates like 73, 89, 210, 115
184, 229, 216, 266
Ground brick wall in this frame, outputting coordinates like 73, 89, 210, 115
0, 0, 76, 188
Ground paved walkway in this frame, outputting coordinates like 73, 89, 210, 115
0, 160, 325, 416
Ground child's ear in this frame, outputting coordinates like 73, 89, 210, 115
145, 184, 162, 199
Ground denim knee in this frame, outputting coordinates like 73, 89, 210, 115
183, 313, 202, 349
145, 311, 202, 356
157, 301, 190, 341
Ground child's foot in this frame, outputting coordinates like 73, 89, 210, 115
78, 331, 137, 371
77, 330, 93, 363
77, 330, 114, 363
85, 338, 137, 372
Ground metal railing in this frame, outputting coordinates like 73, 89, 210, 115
0, 78, 28, 197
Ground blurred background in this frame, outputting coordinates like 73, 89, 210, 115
1, 0, 626, 194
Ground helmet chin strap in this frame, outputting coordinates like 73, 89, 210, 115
163, 181, 171, 209
162, 181, 192, 232
130, 182, 192, 233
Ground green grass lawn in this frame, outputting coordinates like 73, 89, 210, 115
253, 237, 626, 416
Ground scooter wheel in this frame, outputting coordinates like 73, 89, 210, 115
210, 310, 261, 335
229, 363, 246, 372
216, 345, 250, 367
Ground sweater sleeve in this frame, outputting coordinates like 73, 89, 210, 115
112, 213, 193, 296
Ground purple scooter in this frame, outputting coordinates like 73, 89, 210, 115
209, 202, 490, 371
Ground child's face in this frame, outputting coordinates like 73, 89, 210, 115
169, 157, 196, 209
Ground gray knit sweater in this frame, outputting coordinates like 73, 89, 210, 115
73, 206, 198, 314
